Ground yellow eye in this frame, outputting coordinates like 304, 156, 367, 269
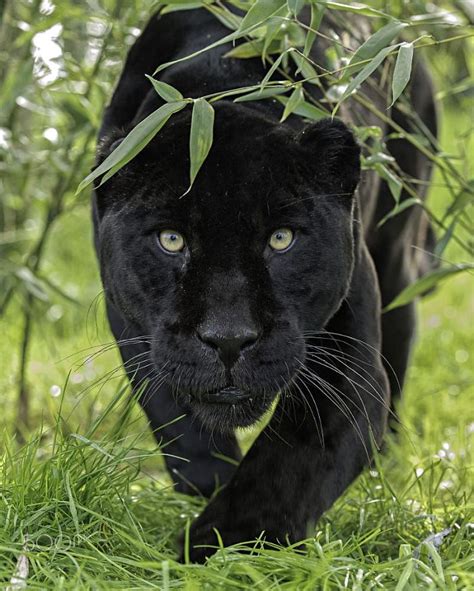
158, 230, 185, 253
269, 228, 294, 251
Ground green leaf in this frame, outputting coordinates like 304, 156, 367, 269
161, 1, 202, 14
281, 85, 304, 121
238, 0, 287, 34
335, 44, 394, 110
325, 1, 387, 17
349, 20, 406, 67
234, 86, 289, 102
303, 3, 326, 59
377, 197, 420, 228
445, 179, 474, 218
384, 263, 474, 312
224, 39, 280, 58
76, 101, 187, 193
277, 96, 328, 120
262, 16, 285, 59
189, 98, 215, 189
156, 2, 283, 75
145, 75, 184, 102
375, 163, 402, 203
290, 51, 319, 84
205, 4, 242, 30
390, 42, 414, 106
287, 0, 304, 17
260, 51, 288, 90
434, 217, 457, 257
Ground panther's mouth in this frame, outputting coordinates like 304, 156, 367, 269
197, 385, 252, 405
180, 382, 275, 432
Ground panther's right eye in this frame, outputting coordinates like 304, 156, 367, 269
157, 230, 185, 254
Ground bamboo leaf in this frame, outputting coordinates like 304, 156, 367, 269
225, 39, 279, 58
262, 16, 285, 59
377, 197, 420, 228
325, 1, 388, 17
445, 178, 474, 218
281, 85, 304, 121
234, 86, 289, 102
375, 163, 402, 203
260, 51, 288, 90
156, 1, 285, 75
303, 3, 326, 59
277, 96, 328, 120
349, 20, 406, 66
291, 51, 319, 83
384, 264, 474, 312
335, 45, 394, 110
161, 1, 202, 13
238, 0, 287, 33
145, 75, 183, 102
76, 101, 187, 193
287, 0, 304, 17
205, 4, 242, 30
189, 98, 215, 189
390, 42, 414, 106
434, 217, 457, 257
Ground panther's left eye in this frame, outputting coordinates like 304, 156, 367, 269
269, 228, 294, 252
158, 230, 185, 254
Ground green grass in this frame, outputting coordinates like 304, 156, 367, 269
1, 108, 473, 590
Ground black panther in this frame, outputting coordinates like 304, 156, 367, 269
92, 8, 437, 562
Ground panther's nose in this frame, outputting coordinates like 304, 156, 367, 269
197, 326, 259, 368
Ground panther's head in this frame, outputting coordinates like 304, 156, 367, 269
95, 103, 360, 432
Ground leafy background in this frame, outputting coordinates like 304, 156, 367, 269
0, 0, 473, 588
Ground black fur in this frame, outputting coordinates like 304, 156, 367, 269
92, 9, 437, 562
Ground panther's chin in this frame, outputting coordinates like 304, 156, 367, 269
185, 388, 277, 433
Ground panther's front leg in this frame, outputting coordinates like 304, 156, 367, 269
185, 381, 387, 562
183, 247, 390, 563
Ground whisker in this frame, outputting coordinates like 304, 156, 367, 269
297, 361, 370, 459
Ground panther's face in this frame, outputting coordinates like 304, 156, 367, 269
95, 104, 360, 432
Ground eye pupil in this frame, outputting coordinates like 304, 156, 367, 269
158, 230, 185, 253
269, 228, 294, 252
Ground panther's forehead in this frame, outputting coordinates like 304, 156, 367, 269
125, 156, 313, 237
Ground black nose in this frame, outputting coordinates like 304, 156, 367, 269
198, 326, 259, 368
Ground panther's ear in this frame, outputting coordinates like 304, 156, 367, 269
297, 118, 361, 197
